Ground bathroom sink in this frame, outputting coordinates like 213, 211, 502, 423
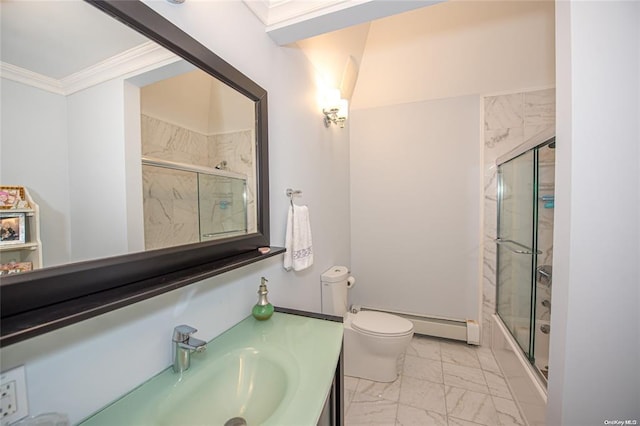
154, 347, 293, 425
81, 312, 343, 426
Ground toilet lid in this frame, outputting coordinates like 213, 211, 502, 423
351, 311, 414, 337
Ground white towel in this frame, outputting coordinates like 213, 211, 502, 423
284, 204, 314, 271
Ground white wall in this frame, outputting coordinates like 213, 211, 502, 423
1, 77, 143, 265
66, 79, 132, 262
549, 1, 640, 424
0, 1, 350, 423
350, 96, 480, 320
123, 82, 145, 255
0, 80, 72, 267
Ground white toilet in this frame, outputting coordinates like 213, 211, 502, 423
321, 266, 414, 382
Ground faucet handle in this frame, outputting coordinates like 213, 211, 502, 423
173, 324, 197, 342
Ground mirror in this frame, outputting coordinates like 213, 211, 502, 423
140, 69, 257, 250
1, 0, 259, 269
0, 0, 270, 345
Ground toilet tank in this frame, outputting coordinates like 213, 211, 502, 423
321, 266, 350, 316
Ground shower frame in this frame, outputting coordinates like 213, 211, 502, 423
141, 156, 249, 246
495, 136, 555, 385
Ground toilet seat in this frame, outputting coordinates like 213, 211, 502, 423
351, 311, 414, 337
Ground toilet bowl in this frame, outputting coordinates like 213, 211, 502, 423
321, 266, 414, 382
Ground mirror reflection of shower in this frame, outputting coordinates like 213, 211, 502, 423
141, 159, 248, 250
496, 138, 555, 385
138, 67, 257, 250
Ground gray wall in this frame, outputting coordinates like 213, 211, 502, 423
0, 79, 72, 267
350, 96, 481, 321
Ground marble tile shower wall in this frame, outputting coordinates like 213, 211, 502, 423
141, 115, 256, 249
482, 88, 555, 346
142, 166, 199, 250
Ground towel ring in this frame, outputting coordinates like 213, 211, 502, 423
286, 188, 302, 208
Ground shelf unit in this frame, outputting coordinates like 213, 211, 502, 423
1, 188, 42, 271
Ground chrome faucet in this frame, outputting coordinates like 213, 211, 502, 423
172, 325, 207, 373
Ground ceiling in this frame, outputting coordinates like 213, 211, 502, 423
0, 0, 440, 86
0, 1, 147, 80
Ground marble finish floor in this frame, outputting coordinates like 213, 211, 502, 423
344, 335, 525, 426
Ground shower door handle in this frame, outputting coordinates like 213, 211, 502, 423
494, 238, 542, 255
537, 265, 553, 286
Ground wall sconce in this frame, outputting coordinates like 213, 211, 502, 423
322, 89, 349, 128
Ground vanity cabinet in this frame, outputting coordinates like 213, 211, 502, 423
318, 346, 345, 426
0, 188, 42, 272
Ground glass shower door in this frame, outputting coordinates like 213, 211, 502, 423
533, 142, 555, 380
198, 174, 248, 241
496, 150, 536, 357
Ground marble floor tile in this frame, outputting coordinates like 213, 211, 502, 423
477, 348, 503, 375
402, 355, 443, 383
345, 397, 398, 425
395, 403, 447, 426
345, 393, 353, 416
345, 375, 360, 393
356, 377, 402, 402
448, 417, 492, 426
397, 352, 406, 373
343, 337, 523, 425
445, 386, 500, 426
344, 375, 360, 415
440, 342, 481, 369
398, 375, 447, 415
483, 370, 513, 400
492, 395, 525, 426
443, 363, 489, 394
405, 335, 441, 361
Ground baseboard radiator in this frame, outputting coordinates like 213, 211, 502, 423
355, 306, 480, 345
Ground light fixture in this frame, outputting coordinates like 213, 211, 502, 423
322, 88, 349, 128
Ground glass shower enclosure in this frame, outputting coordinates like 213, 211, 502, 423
496, 138, 555, 384
141, 158, 248, 251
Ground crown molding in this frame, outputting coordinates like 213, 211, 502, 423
243, 0, 352, 28
1, 41, 179, 96
1, 62, 66, 95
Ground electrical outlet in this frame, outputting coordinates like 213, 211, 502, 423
0, 366, 28, 426
1, 381, 17, 417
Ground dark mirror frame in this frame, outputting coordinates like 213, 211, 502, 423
0, 0, 280, 346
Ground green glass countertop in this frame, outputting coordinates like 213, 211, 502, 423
81, 312, 343, 426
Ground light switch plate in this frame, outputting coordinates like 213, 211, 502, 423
0, 366, 28, 426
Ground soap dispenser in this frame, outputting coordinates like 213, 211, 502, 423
252, 277, 274, 320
